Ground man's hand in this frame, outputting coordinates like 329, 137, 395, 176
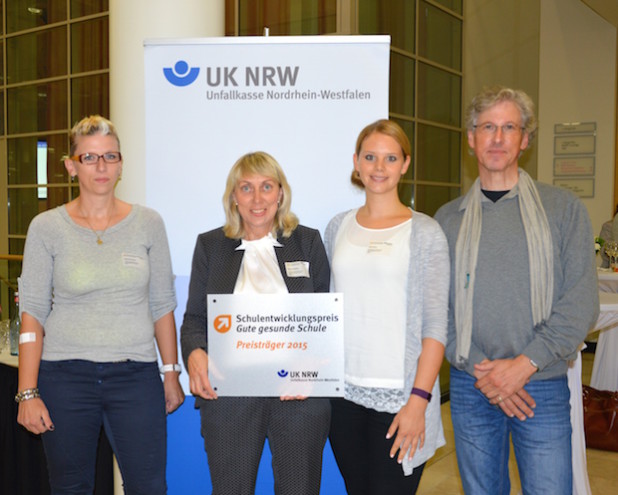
473, 355, 538, 420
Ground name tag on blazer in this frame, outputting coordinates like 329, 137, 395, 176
285, 261, 310, 278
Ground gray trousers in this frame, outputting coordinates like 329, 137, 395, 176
200, 396, 331, 495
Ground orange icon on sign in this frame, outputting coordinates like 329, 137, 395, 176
214, 314, 232, 333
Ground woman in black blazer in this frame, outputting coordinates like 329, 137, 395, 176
180, 151, 331, 495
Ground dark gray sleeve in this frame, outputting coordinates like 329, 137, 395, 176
180, 235, 209, 368
308, 229, 330, 293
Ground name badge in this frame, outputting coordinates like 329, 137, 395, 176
367, 241, 393, 255
122, 253, 147, 268
285, 261, 310, 278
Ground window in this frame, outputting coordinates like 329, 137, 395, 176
1, 1, 109, 318
226, 0, 464, 216
359, 0, 462, 215
226, 0, 337, 36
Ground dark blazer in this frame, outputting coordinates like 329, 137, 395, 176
180, 225, 330, 367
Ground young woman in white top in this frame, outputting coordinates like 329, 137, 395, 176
325, 119, 449, 494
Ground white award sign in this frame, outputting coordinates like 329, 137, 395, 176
207, 293, 344, 397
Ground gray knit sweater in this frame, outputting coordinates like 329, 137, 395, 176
434, 181, 599, 380
19, 204, 177, 362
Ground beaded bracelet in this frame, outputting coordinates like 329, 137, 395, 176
14, 388, 40, 403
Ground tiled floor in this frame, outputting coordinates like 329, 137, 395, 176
416, 352, 618, 494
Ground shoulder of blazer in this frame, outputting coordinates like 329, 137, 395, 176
194, 227, 243, 293
276, 225, 320, 257
279, 224, 320, 244
195, 228, 243, 274
197, 227, 241, 251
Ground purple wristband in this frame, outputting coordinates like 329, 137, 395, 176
411, 387, 432, 402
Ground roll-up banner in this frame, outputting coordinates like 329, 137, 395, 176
144, 35, 390, 278
144, 35, 390, 493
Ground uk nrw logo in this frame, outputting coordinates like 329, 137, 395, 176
163, 60, 200, 87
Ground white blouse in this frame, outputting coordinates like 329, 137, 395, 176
233, 233, 288, 294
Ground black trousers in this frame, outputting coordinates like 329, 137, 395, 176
200, 396, 331, 495
329, 398, 425, 495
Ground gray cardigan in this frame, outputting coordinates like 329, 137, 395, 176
325, 208, 449, 474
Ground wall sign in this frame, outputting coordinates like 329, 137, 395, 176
552, 121, 596, 197
553, 178, 594, 198
553, 156, 595, 176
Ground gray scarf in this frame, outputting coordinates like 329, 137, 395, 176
454, 169, 554, 365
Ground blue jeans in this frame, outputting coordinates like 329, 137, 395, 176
39, 360, 166, 495
449, 367, 572, 495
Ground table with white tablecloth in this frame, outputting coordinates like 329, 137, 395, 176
565, 269, 618, 495
596, 267, 618, 293
568, 349, 592, 495
590, 288, 618, 391
567, 276, 618, 495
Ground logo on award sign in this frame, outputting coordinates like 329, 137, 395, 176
213, 315, 232, 333
163, 60, 200, 87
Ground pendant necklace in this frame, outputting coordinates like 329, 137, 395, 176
81, 206, 114, 245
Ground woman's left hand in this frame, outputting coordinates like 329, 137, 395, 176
386, 396, 427, 464
163, 373, 185, 414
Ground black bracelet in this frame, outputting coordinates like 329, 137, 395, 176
411, 387, 432, 402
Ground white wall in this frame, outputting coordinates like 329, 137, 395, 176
538, 0, 616, 234
110, 0, 224, 205
463, 0, 540, 188
464, 0, 616, 235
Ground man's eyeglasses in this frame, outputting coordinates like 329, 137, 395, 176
473, 122, 524, 136
70, 152, 122, 164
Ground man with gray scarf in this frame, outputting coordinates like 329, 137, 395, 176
435, 86, 599, 495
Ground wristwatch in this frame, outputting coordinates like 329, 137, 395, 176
159, 363, 182, 374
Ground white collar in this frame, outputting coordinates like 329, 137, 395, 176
235, 232, 283, 251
